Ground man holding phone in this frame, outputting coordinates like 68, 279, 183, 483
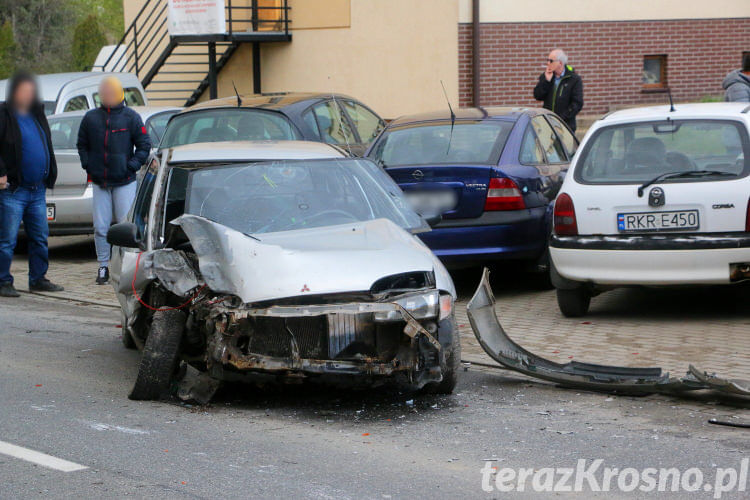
533, 49, 584, 132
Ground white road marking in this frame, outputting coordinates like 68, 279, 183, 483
80, 420, 150, 435
0, 440, 87, 472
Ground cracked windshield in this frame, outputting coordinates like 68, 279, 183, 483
185, 158, 426, 235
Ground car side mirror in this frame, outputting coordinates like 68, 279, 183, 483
423, 214, 442, 228
107, 222, 141, 249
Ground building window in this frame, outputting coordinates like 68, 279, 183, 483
642, 55, 667, 90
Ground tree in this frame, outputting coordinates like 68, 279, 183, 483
70, 0, 123, 43
72, 14, 107, 70
0, 0, 73, 74
0, 0, 124, 75
0, 21, 16, 79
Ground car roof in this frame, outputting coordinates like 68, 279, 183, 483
166, 140, 346, 163
0, 72, 141, 102
387, 107, 544, 127
599, 102, 750, 124
183, 92, 353, 113
48, 106, 181, 121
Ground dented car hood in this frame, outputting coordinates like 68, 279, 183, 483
173, 214, 455, 303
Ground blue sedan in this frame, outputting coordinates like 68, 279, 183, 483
366, 107, 579, 267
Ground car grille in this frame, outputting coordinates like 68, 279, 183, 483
245, 314, 375, 360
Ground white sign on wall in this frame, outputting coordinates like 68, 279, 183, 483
168, 0, 226, 35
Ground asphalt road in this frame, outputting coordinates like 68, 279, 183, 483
0, 294, 748, 499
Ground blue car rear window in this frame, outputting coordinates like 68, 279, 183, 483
369, 121, 514, 166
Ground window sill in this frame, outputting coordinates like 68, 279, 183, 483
641, 87, 668, 94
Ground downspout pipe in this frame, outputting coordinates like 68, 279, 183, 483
472, 0, 480, 107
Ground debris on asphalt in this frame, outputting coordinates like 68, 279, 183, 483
708, 418, 750, 429
176, 365, 221, 405
467, 268, 750, 398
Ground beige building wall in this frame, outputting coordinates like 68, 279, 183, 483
123, 0, 458, 117
458, 0, 750, 23
258, 0, 459, 118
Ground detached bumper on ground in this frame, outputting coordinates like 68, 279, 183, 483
467, 267, 750, 396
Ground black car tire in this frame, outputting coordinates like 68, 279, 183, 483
556, 288, 591, 318
422, 316, 461, 395
121, 313, 137, 350
129, 309, 186, 401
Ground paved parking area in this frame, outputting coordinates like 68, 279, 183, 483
9, 236, 750, 382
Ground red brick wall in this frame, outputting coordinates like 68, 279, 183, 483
458, 18, 750, 114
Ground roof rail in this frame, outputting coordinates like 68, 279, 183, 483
742, 104, 750, 114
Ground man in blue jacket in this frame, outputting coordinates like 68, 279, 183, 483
0, 71, 64, 297
77, 76, 151, 284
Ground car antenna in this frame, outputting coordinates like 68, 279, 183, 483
331, 94, 353, 155
232, 81, 242, 107
440, 80, 455, 155
667, 87, 675, 113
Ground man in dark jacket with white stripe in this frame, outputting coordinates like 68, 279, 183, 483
0, 71, 64, 297
534, 49, 584, 132
77, 76, 151, 284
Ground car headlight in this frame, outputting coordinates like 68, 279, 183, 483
439, 293, 453, 321
374, 290, 440, 322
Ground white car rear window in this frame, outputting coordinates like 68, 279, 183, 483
576, 120, 748, 184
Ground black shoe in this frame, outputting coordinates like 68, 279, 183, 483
29, 278, 64, 292
0, 282, 20, 297
96, 266, 109, 285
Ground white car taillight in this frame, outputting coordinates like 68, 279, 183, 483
554, 193, 578, 236
484, 177, 525, 211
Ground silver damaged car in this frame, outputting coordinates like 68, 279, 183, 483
107, 142, 459, 400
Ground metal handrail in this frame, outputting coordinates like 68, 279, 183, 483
94, 0, 291, 105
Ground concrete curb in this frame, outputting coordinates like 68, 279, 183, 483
19, 290, 120, 309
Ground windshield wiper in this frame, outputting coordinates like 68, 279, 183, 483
637, 170, 736, 197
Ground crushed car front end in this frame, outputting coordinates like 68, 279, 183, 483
188, 286, 456, 389
112, 156, 460, 398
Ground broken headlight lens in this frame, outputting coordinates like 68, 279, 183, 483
439, 293, 453, 321
374, 290, 440, 322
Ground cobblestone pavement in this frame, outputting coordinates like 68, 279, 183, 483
10, 236, 750, 382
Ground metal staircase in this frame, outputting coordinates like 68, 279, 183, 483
94, 0, 291, 106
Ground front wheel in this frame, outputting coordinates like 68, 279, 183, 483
129, 309, 186, 400
556, 288, 591, 317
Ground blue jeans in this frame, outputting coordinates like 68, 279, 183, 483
0, 186, 50, 286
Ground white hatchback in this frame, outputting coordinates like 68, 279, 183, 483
550, 103, 750, 317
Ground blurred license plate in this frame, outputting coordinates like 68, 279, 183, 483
46, 204, 55, 221
617, 210, 698, 232
406, 190, 457, 215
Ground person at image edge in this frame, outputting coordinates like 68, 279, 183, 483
0, 71, 64, 297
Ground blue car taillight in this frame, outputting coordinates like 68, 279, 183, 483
484, 177, 525, 211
